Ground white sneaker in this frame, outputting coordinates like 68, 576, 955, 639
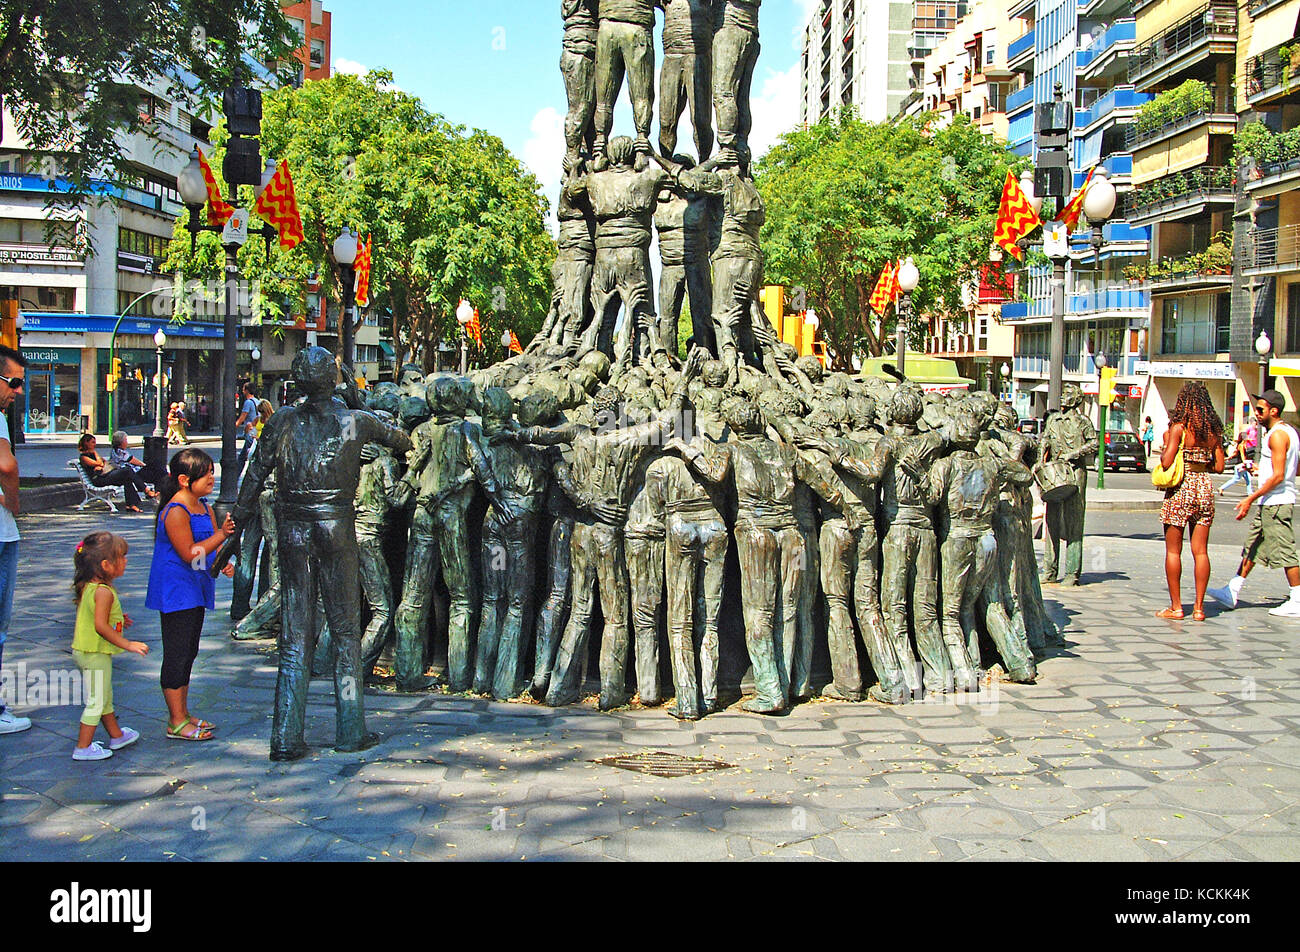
0, 710, 32, 734
107, 726, 139, 750
1206, 585, 1238, 609
1268, 599, 1300, 618
72, 742, 113, 762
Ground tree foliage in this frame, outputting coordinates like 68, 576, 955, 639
755, 111, 1024, 370
164, 70, 556, 370
0, 0, 298, 206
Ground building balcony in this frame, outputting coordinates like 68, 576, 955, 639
1009, 0, 1035, 18
1076, 19, 1137, 81
1006, 83, 1034, 115
1128, 3, 1238, 90
1245, 149, 1300, 199
1126, 165, 1235, 226
1080, 0, 1133, 17
1068, 219, 1151, 260
1074, 153, 1133, 186
1125, 86, 1236, 152
1008, 29, 1036, 69
1001, 288, 1150, 324
1012, 354, 1141, 377
1245, 224, 1300, 275
1075, 86, 1151, 136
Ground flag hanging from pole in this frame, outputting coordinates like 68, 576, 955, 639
253, 159, 305, 250
197, 149, 235, 226
993, 169, 1042, 260
1059, 165, 1098, 232
508, 329, 523, 354
869, 260, 896, 315
467, 307, 483, 348
354, 234, 372, 308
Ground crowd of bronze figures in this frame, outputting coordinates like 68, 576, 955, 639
216, 1, 1101, 761
225, 344, 1096, 759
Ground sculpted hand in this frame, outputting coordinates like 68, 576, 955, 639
591, 499, 628, 524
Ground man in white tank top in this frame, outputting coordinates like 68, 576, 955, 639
0, 344, 31, 735
1208, 390, 1300, 616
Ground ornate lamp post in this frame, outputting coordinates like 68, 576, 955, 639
333, 226, 359, 368
152, 328, 167, 438
895, 257, 919, 376
1084, 168, 1117, 262
1001, 360, 1011, 402
1095, 350, 1108, 490
1257, 329, 1272, 468
456, 299, 474, 375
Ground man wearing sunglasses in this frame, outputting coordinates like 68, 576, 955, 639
1208, 390, 1300, 617
0, 344, 30, 734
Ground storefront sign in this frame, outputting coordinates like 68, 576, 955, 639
21, 348, 79, 366
1145, 361, 1237, 380
1269, 357, 1300, 378
1081, 380, 1100, 395
0, 244, 84, 267
20, 312, 225, 339
1128, 385, 1144, 398
116, 251, 158, 275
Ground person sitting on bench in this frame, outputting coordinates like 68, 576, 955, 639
79, 433, 156, 513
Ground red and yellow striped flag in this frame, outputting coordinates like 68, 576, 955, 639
1059, 165, 1097, 233
197, 149, 234, 226
993, 169, 1042, 260
869, 260, 897, 315
253, 159, 304, 250
467, 307, 483, 348
354, 234, 372, 308
508, 329, 523, 354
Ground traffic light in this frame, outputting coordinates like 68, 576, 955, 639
1099, 367, 1118, 406
107, 357, 123, 391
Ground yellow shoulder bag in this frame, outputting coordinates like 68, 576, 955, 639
1151, 432, 1185, 490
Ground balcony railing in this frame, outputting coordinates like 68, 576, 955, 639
1128, 4, 1238, 84
1008, 29, 1035, 64
1074, 86, 1151, 129
1128, 165, 1235, 216
1068, 288, 1151, 314
1076, 19, 1136, 72
1125, 84, 1235, 150
1006, 84, 1034, 113
1250, 224, 1300, 270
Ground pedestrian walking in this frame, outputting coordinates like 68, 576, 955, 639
79, 433, 155, 512
1141, 415, 1154, 458
0, 344, 30, 736
1208, 390, 1300, 617
70, 531, 148, 761
196, 396, 209, 432
145, 449, 235, 741
1156, 381, 1225, 621
236, 383, 258, 467
167, 401, 192, 445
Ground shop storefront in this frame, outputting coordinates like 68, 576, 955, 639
20, 347, 81, 434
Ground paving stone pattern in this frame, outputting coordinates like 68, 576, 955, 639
2, 512, 1298, 861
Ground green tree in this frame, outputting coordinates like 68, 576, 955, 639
755, 111, 1024, 370
0, 0, 297, 208
164, 70, 556, 370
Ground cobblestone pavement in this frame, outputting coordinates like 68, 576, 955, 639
2, 510, 1298, 861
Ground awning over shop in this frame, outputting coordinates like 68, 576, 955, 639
378, 341, 396, 359
858, 356, 974, 392
1248, 0, 1300, 59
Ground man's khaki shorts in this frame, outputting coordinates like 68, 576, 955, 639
1242, 504, 1300, 569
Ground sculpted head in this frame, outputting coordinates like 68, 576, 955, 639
480, 387, 514, 435
517, 391, 560, 428
890, 386, 925, 427
1061, 384, 1084, 410
607, 136, 636, 168
796, 355, 825, 386
848, 393, 878, 431
291, 346, 338, 398
726, 399, 764, 436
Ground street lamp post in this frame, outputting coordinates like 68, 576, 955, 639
500, 329, 512, 362
152, 329, 167, 438
1001, 361, 1011, 402
333, 226, 359, 369
456, 299, 473, 375
1095, 351, 1108, 490
895, 257, 919, 376
250, 347, 261, 392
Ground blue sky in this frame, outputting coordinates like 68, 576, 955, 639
323, 0, 815, 213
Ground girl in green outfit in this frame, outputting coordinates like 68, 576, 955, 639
71, 532, 149, 762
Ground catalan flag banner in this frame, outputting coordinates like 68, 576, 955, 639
869, 260, 896, 315
354, 234, 372, 308
467, 307, 483, 348
253, 159, 305, 250
508, 329, 523, 354
197, 149, 235, 226
993, 169, 1041, 260
1059, 165, 1097, 233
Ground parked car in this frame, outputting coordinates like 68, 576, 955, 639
1103, 430, 1147, 471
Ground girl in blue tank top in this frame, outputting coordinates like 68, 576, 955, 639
145, 449, 235, 742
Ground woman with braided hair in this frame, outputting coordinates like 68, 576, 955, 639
1156, 381, 1226, 620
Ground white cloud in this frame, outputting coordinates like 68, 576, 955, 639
749, 63, 802, 161
522, 105, 566, 231
333, 57, 369, 76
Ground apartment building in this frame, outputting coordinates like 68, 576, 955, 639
1238, 0, 1300, 430
801, 1, 967, 125
278, 1, 334, 86
999, 0, 1153, 432
1123, 0, 1248, 437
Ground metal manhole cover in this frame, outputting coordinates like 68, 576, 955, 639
592, 751, 736, 778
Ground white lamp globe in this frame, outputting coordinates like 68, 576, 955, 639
501, 330, 512, 348
333, 226, 359, 267
456, 299, 474, 326
1020, 169, 1043, 217
1257, 329, 1272, 357
1082, 168, 1117, 222
805, 307, 820, 328
177, 150, 208, 207
897, 258, 920, 293
153, 328, 167, 348
251, 347, 261, 361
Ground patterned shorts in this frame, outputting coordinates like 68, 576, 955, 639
1160, 471, 1215, 528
